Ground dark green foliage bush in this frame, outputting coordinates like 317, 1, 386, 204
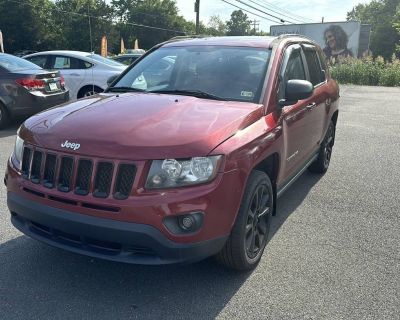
330, 56, 400, 87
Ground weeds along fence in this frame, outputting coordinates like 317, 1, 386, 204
329, 55, 400, 87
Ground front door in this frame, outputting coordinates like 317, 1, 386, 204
278, 45, 316, 181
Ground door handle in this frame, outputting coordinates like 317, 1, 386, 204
70, 73, 80, 76
306, 102, 316, 110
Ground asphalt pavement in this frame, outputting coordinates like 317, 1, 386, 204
0, 85, 399, 319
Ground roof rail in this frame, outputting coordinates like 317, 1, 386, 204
161, 34, 212, 45
269, 33, 316, 48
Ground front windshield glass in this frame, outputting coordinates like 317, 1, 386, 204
0, 54, 42, 72
112, 46, 271, 103
88, 54, 125, 67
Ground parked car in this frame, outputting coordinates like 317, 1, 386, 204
0, 53, 69, 129
5, 36, 339, 270
112, 53, 143, 65
23, 51, 126, 100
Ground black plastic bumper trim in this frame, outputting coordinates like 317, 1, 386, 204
7, 192, 227, 265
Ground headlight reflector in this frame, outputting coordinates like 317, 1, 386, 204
146, 156, 221, 189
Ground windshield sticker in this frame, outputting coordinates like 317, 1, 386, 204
241, 91, 254, 98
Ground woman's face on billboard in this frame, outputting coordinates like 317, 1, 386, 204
325, 31, 336, 49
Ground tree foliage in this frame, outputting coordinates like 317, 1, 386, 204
226, 10, 251, 36
347, 0, 400, 59
0, 1, 266, 54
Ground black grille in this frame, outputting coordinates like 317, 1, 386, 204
43, 154, 57, 188
93, 162, 113, 198
20, 145, 135, 201
75, 160, 92, 195
58, 157, 74, 192
114, 164, 136, 200
21, 147, 32, 178
30, 151, 43, 184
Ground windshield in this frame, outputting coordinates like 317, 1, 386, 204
112, 46, 271, 103
0, 54, 42, 72
87, 54, 125, 67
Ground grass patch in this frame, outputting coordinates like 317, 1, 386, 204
329, 55, 400, 87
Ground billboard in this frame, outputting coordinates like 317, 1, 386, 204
270, 21, 362, 59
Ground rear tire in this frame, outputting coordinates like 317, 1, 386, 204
308, 121, 335, 174
215, 170, 273, 271
0, 103, 10, 130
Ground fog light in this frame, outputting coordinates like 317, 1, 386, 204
179, 215, 196, 230
163, 212, 204, 235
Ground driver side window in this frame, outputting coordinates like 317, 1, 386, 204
278, 47, 306, 100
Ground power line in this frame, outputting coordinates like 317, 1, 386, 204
257, 0, 314, 23
221, 0, 283, 24
6, 0, 188, 34
246, 0, 308, 24
233, 0, 296, 24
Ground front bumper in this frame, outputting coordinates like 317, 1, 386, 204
8, 192, 228, 264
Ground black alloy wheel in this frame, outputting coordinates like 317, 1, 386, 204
216, 170, 273, 271
309, 120, 335, 174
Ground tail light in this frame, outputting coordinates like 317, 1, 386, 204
16, 78, 45, 91
60, 76, 65, 88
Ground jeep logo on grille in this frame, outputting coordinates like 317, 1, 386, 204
61, 140, 80, 151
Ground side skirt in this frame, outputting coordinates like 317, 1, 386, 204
276, 153, 318, 199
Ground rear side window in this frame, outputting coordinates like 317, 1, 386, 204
51, 56, 89, 69
304, 49, 325, 86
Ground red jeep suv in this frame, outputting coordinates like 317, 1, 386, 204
5, 36, 339, 270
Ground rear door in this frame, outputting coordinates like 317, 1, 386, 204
302, 44, 328, 148
279, 44, 317, 180
47, 55, 88, 99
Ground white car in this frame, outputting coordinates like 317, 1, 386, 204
23, 51, 127, 100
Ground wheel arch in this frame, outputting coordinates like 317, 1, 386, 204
253, 152, 280, 216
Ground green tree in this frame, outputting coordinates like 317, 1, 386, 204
207, 15, 226, 36
347, 0, 400, 59
226, 10, 251, 36
111, 0, 189, 50
54, 0, 117, 53
0, 0, 59, 53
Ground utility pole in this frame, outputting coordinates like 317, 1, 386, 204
322, 17, 324, 23
195, 0, 200, 34
252, 20, 260, 34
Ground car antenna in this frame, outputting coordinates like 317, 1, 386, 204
88, 4, 95, 96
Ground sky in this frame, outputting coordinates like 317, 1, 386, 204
174, 0, 372, 32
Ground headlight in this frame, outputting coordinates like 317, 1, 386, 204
13, 136, 24, 168
146, 156, 222, 189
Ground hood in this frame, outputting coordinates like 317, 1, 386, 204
21, 93, 263, 160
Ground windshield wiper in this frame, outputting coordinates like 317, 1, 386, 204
149, 89, 227, 101
107, 87, 145, 93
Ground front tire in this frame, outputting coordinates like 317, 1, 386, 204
308, 121, 335, 174
216, 170, 273, 271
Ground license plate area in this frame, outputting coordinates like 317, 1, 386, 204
48, 82, 58, 91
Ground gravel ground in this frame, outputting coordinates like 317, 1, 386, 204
0, 85, 399, 319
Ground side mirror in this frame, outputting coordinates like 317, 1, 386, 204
107, 74, 119, 86
279, 79, 313, 107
